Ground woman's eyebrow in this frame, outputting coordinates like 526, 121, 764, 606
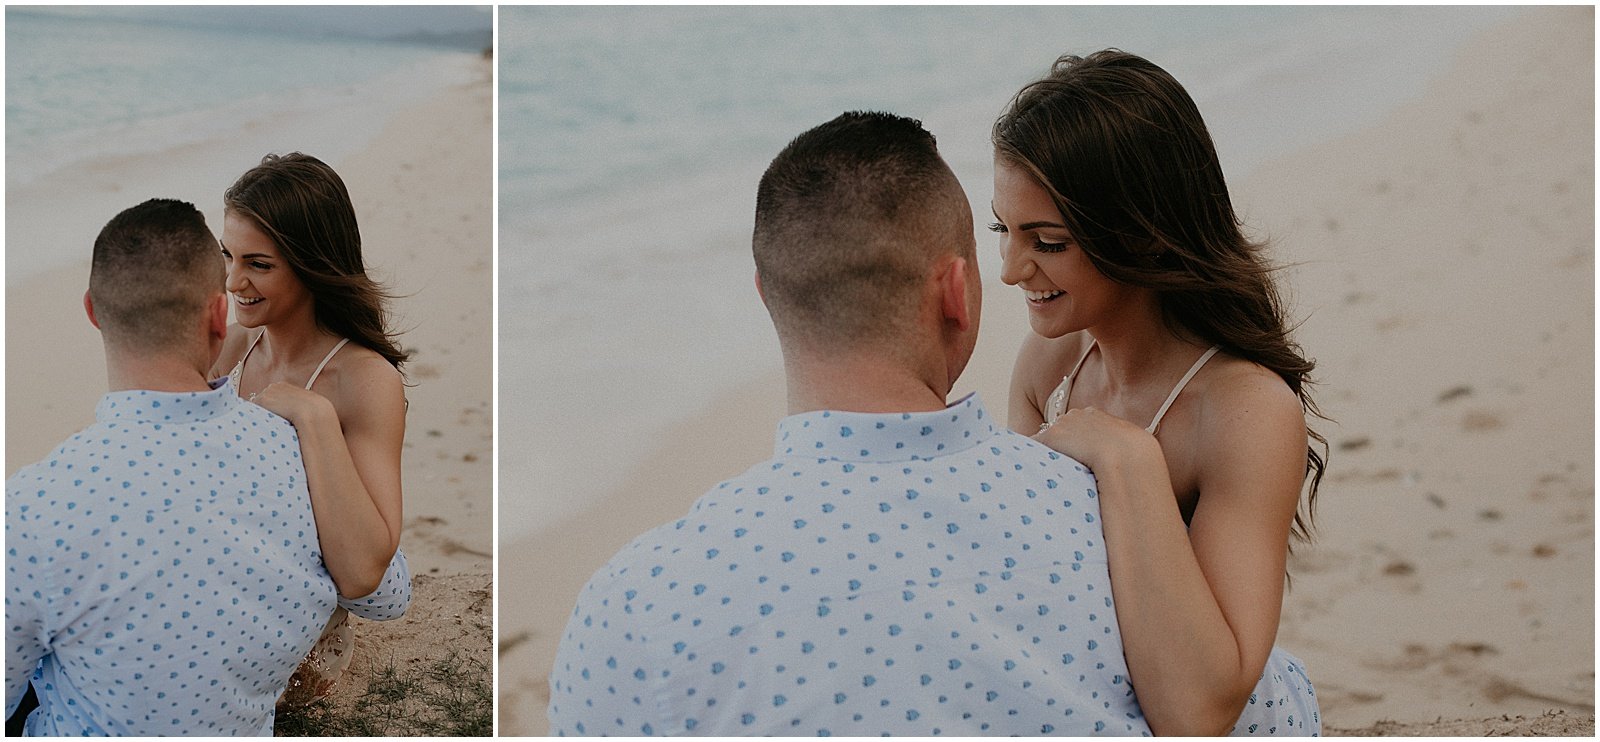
989, 205, 1065, 232
219, 242, 274, 260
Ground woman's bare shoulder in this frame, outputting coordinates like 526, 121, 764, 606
321, 344, 406, 419
1193, 354, 1305, 449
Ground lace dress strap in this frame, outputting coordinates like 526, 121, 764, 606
226, 330, 266, 396
1043, 339, 1098, 427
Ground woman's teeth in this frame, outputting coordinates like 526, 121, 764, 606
236, 296, 263, 305
1025, 289, 1063, 302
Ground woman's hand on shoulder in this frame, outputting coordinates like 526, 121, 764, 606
1035, 406, 1161, 473
252, 381, 337, 428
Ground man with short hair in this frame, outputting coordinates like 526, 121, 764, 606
5, 199, 410, 735
547, 112, 1148, 736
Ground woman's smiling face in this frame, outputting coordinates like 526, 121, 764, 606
991, 158, 1133, 340
221, 210, 313, 329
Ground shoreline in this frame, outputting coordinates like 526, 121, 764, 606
499, 7, 1594, 736
4, 50, 485, 290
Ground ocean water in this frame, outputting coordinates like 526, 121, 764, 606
502, 6, 1522, 537
5, 7, 484, 284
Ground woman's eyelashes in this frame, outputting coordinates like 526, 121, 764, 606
221, 248, 273, 271
988, 222, 1070, 254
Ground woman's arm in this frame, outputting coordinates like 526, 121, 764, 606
1035, 370, 1305, 736
254, 356, 405, 598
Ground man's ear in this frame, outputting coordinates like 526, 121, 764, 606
84, 290, 101, 329
754, 270, 766, 306
208, 293, 228, 342
938, 256, 973, 332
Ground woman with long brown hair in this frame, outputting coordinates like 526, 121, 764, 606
210, 152, 410, 704
993, 51, 1325, 735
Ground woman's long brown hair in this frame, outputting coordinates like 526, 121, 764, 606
994, 50, 1328, 545
225, 152, 409, 371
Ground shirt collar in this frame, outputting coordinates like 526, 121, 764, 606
773, 392, 999, 463
94, 377, 241, 425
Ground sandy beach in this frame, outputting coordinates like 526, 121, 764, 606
4, 57, 494, 734
500, 7, 1593, 736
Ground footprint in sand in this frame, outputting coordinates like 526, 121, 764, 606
1382, 560, 1416, 576
1461, 410, 1504, 432
407, 515, 491, 560
440, 539, 491, 559
1483, 677, 1596, 712
1365, 641, 1500, 673
1338, 436, 1371, 452
499, 631, 533, 655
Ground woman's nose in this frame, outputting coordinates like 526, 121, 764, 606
223, 260, 245, 292
998, 238, 1032, 286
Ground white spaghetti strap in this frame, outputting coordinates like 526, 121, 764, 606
1146, 345, 1220, 434
305, 338, 350, 390
242, 329, 265, 359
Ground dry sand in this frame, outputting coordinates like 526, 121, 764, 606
501, 7, 1593, 736
3, 59, 494, 734
1233, 6, 1594, 734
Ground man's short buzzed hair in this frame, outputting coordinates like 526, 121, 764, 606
89, 199, 222, 350
753, 111, 972, 350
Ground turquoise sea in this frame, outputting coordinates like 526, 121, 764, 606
7, 7, 487, 183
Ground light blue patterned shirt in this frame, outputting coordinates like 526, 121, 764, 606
5, 379, 411, 736
549, 394, 1148, 736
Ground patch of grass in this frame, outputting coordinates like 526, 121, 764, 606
273, 651, 492, 737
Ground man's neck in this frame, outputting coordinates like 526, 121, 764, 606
104, 347, 215, 394
782, 350, 951, 416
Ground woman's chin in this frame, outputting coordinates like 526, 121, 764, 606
1026, 314, 1077, 340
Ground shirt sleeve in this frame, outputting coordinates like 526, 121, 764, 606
546, 578, 669, 736
337, 547, 411, 621
5, 495, 48, 719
